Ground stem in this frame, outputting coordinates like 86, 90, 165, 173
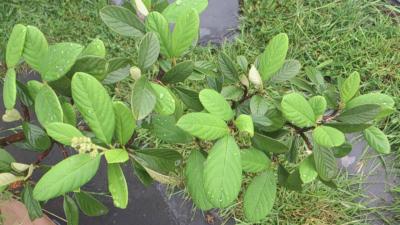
156, 67, 165, 81
0, 132, 25, 146
172, 58, 177, 66
286, 122, 313, 151
35, 143, 54, 165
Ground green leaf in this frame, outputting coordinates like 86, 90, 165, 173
72, 72, 115, 144
340, 71, 360, 103
33, 154, 101, 201
252, 133, 289, 153
312, 126, 345, 148
64, 195, 79, 225
3, 68, 17, 110
6, 24, 27, 67
325, 122, 372, 133
185, 150, 213, 210
299, 155, 318, 183
113, 101, 136, 145
25, 80, 43, 101
74, 192, 108, 216
145, 12, 172, 58
243, 170, 276, 222
221, 85, 244, 101
235, 114, 254, 136
134, 149, 181, 173
363, 126, 390, 154
171, 9, 199, 57
61, 102, 77, 126
285, 169, 303, 192
151, 115, 192, 143
346, 93, 394, 120
313, 144, 338, 181
218, 52, 239, 83
150, 83, 176, 115
23, 25, 48, 71
270, 59, 301, 83
107, 163, 129, 209
177, 113, 229, 140
22, 184, 43, 221
204, 136, 242, 208
46, 122, 84, 145
333, 142, 352, 158
173, 87, 203, 111
100, 6, 145, 38
241, 148, 271, 173
162, 0, 208, 22
22, 122, 51, 152
308, 95, 327, 119
199, 89, 234, 121
138, 32, 160, 71
281, 92, 316, 127
258, 33, 289, 81
336, 104, 380, 124
131, 159, 153, 187
161, 61, 194, 84
35, 85, 63, 127
69, 56, 108, 81
39, 43, 84, 82
0, 149, 15, 172
81, 38, 106, 58
250, 95, 269, 116
131, 77, 156, 120
105, 149, 129, 164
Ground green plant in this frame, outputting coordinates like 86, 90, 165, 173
0, 0, 395, 224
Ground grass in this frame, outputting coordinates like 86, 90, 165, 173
1, 0, 400, 224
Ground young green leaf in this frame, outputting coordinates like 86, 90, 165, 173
46, 122, 84, 145
312, 126, 345, 148
81, 38, 106, 58
258, 33, 289, 81
176, 112, 229, 140
299, 156, 318, 183
204, 136, 242, 208
340, 71, 360, 103
33, 154, 101, 201
150, 83, 176, 115
162, 0, 208, 22
23, 25, 48, 71
234, 114, 254, 136
161, 61, 194, 84
105, 149, 129, 164
6, 24, 27, 67
0, 148, 15, 172
270, 59, 301, 83
107, 163, 128, 209
131, 159, 153, 187
221, 85, 244, 101
308, 95, 327, 119
74, 192, 109, 216
131, 77, 156, 120
252, 133, 289, 154
61, 102, 77, 126
336, 104, 380, 124
22, 184, 43, 221
173, 87, 203, 111
35, 85, 63, 127
218, 52, 239, 83
68, 56, 108, 81
185, 150, 213, 210
313, 144, 338, 181
171, 9, 199, 57
243, 170, 276, 222
138, 32, 160, 71
100, 6, 145, 38
363, 126, 390, 154
248, 64, 263, 88
281, 92, 315, 127
113, 101, 136, 145
72, 72, 115, 144
199, 89, 234, 121
250, 95, 269, 116
241, 148, 271, 173
26, 80, 44, 100
3, 68, 17, 110
151, 115, 192, 144
145, 12, 172, 57
64, 195, 79, 225
22, 122, 51, 152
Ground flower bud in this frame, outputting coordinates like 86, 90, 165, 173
130, 66, 142, 80
2, 108, 22, 122
248, 64, 263, 89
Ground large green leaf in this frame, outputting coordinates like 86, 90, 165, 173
218, 52, 239, 83
363, 126, 390, 154
185, 150, 213, 210
145, 12, 172, 57
252, 133, 289, 154
151, 115, 192, 144
23, 26, 48, 71
72, 72, 115, 144
39, 43, 83, 81
138, 32, 160, 71
325, 122, 372, 133
171, 9, 199, 57
281, 92, 316, 127
258, 33, 289, 81
299, 155, 318, 183
22, 122, 51, 152
221, 85, 244, 101
199, 89, 234, 121
100, 6, 145, 38
347, 93, 395, 120
131, 159, 153, 187
204, 136, 242, 208
243, 170, 276, 222
312, 126, 345, 148
134, 149, 181, 173
336, 104, 380, 124
105, 149, 129, 164
235, 114, 254, 136
107, 163, 129, 209
131, 77, 156, 120
150, 83, 175, 115
177, 112, 229, 140
241, 148, 271, 173
250, 95, 269, 116
162, 0, 208, 22
340, 71, 360, 103
0, 149, 15, 172
270, 59, 301, 83
35, 85, 63, 127
313, 144, 337, 181
6, 24, 27, 67
113, 101, 136, 145
3, 68, 17, 110
81, 38, 106, 58
161, 61, 194, 84
22, 184, 43, 221
33, 154, 101, 201
63, 195, 79, 225
308, 95, 327, 119
74, 192, 108, 216
173, 87, 203, 111
68, 56, 108, 81
61, 101, 77, 126
46, 122, 84, 146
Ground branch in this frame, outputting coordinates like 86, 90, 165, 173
286, 122, 313, 150
0, 132, 25, 146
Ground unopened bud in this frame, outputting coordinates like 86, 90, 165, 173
248, 65, 263, 89
2, 108, 22, 122
240, 75, 249, 88
130, 66, 141, 80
